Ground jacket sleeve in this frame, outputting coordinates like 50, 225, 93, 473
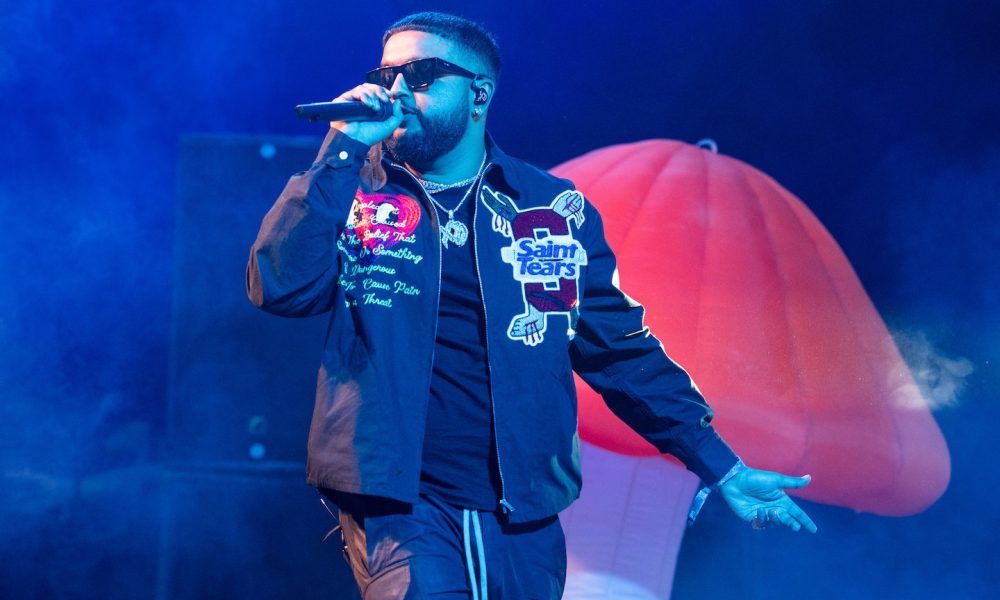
568, 197, 739, 485
246, 129, 370, 317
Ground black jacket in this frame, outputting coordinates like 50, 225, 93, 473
247, 129, 738, 523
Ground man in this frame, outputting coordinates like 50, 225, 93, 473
248, 11, 816, 599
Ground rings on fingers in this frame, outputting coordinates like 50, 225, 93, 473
750, 507, 778, 530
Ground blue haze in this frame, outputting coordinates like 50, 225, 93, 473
1, 1, 997, 598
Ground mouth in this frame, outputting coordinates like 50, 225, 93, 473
396, 109, 419, 130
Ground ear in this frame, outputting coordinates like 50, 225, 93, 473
471, 77, 495, 107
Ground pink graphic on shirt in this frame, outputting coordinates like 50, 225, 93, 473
340, 192, 421, 265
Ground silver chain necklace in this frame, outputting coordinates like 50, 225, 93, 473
420, 154, 488, 249
415, 173, 480, 194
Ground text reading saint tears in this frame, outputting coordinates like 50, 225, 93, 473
509, 237, 584, 278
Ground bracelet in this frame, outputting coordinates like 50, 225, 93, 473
713, 458, 747, 490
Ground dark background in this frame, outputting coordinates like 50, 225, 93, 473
1, 1, 997, 598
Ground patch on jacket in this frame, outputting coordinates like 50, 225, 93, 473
481, 186, 587, 346
335, 191, 424, 309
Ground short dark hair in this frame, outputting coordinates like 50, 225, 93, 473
383, 12, 501, 81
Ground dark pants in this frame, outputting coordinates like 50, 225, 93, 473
331, 493, 566, 599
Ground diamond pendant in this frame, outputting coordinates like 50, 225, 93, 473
440, 217, 468, 248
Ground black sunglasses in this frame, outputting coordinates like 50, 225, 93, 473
366, 57, 478, 91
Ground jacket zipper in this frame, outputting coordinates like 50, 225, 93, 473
470, 166, 515, 517
391, 160, 515, 517
390, 163, 444, 456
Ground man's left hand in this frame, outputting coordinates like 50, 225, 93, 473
720, 467, 818, 533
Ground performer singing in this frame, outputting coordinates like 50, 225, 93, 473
247, 11, 816, 599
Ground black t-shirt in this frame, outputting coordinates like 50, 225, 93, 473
419, 182, 501, 510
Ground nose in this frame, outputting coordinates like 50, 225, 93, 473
389, 73, 411, 98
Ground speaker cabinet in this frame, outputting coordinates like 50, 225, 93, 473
164, 134, 357, 598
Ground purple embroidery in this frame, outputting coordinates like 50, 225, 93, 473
481, 187, 587, 346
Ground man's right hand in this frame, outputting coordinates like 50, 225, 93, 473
329, 83, 405, 147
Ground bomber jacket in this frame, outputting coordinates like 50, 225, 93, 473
247, 129, 739, 523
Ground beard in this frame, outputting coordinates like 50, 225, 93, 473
385, 99, 469, 172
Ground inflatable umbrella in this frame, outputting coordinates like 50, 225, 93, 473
551, 140, 951, 599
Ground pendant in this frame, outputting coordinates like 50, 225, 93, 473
440, 218, 469, 248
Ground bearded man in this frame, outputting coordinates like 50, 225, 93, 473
248, 11, 816, 600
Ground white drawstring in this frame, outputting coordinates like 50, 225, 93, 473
319, 495, 341, 543
472, 511, 487, 600
462, 508, 488, 600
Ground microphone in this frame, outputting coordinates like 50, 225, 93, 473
294, 101, 395, 122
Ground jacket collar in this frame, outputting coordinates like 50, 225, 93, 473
483, 132, 522, 198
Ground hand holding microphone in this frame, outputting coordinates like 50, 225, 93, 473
297, 83, 404, 147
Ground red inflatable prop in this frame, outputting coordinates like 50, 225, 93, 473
551, 140, 949, 516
